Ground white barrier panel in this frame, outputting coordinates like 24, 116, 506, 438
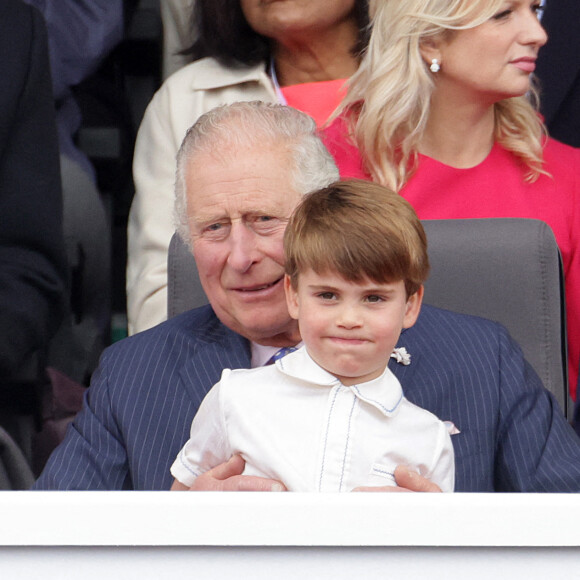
0, 492, 578, 578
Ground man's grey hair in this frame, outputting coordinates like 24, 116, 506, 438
174, 101, 340, 247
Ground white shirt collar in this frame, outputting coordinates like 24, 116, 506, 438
276, 347, 404, 417
188, 58, 270, 91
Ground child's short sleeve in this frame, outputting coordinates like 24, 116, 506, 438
170, 372, 232, 487
427, 421, 455, 493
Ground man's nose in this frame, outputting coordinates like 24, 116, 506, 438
226, 223, 260, 272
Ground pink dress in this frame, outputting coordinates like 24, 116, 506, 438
281, 78, 347, 127
323, 117, 580, 399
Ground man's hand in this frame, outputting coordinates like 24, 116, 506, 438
352, 465, 442, 493
172, 455, 287, 491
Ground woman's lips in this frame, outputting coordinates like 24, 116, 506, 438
510, 57, 536, 73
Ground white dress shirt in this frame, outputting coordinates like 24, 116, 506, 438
171, 347, 455, 492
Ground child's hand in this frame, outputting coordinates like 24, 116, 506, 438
352, 465, 442, 493
186, 455, 287, 492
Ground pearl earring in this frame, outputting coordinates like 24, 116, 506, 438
430, 58, 440, 73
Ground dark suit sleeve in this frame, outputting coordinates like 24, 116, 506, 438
493, 326, 580, 492
395, 306, 580, 492
0, 2, 67, 377
33, 309, 250, 490
33, 323, 192, 491
32, 347, 133, 490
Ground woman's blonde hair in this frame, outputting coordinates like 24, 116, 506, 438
337, 0, 546, 191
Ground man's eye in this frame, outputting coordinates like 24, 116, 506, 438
251, 215, 282, 233
254, 215, 278, 226
201, 222, 229, 239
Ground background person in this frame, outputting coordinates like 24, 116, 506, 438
535, 0, 580, 148
126, 0, 369, 334
34, 102, 580, 492
323, 0, 580, 402
0, 0, 67, 378
160, 0, 196, 79
171, 181, 455, 493
21, 0, 125, 182
21, 0, 127, 386
0, 0, 67, 469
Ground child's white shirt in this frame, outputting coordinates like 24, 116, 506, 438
171, 347, 455, 492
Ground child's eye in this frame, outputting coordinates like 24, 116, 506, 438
317, 292, 336, 300
366, 295, 384, 303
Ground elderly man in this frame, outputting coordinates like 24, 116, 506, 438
35, 102, 580, 491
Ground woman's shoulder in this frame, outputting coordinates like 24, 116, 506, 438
140, 57, 272, 130
144, 57, 273, 125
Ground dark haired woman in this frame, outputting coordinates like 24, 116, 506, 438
127, 0, 369, 335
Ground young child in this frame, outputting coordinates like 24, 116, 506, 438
170, 180, 455, 492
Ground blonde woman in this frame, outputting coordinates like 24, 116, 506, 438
323, 0, 580, 401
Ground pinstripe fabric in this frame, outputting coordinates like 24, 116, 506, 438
34, 306, 251, 490
34, 304, 580, 491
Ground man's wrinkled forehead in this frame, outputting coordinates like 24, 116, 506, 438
186, 142, 301, 222
193, 129, 288, 164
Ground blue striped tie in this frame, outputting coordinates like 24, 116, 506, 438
266, 346, 298, 365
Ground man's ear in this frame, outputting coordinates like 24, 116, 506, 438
403, 285, 424, 329
284, 275, 300, 320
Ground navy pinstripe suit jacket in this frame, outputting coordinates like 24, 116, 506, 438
34, 304, 580, 491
